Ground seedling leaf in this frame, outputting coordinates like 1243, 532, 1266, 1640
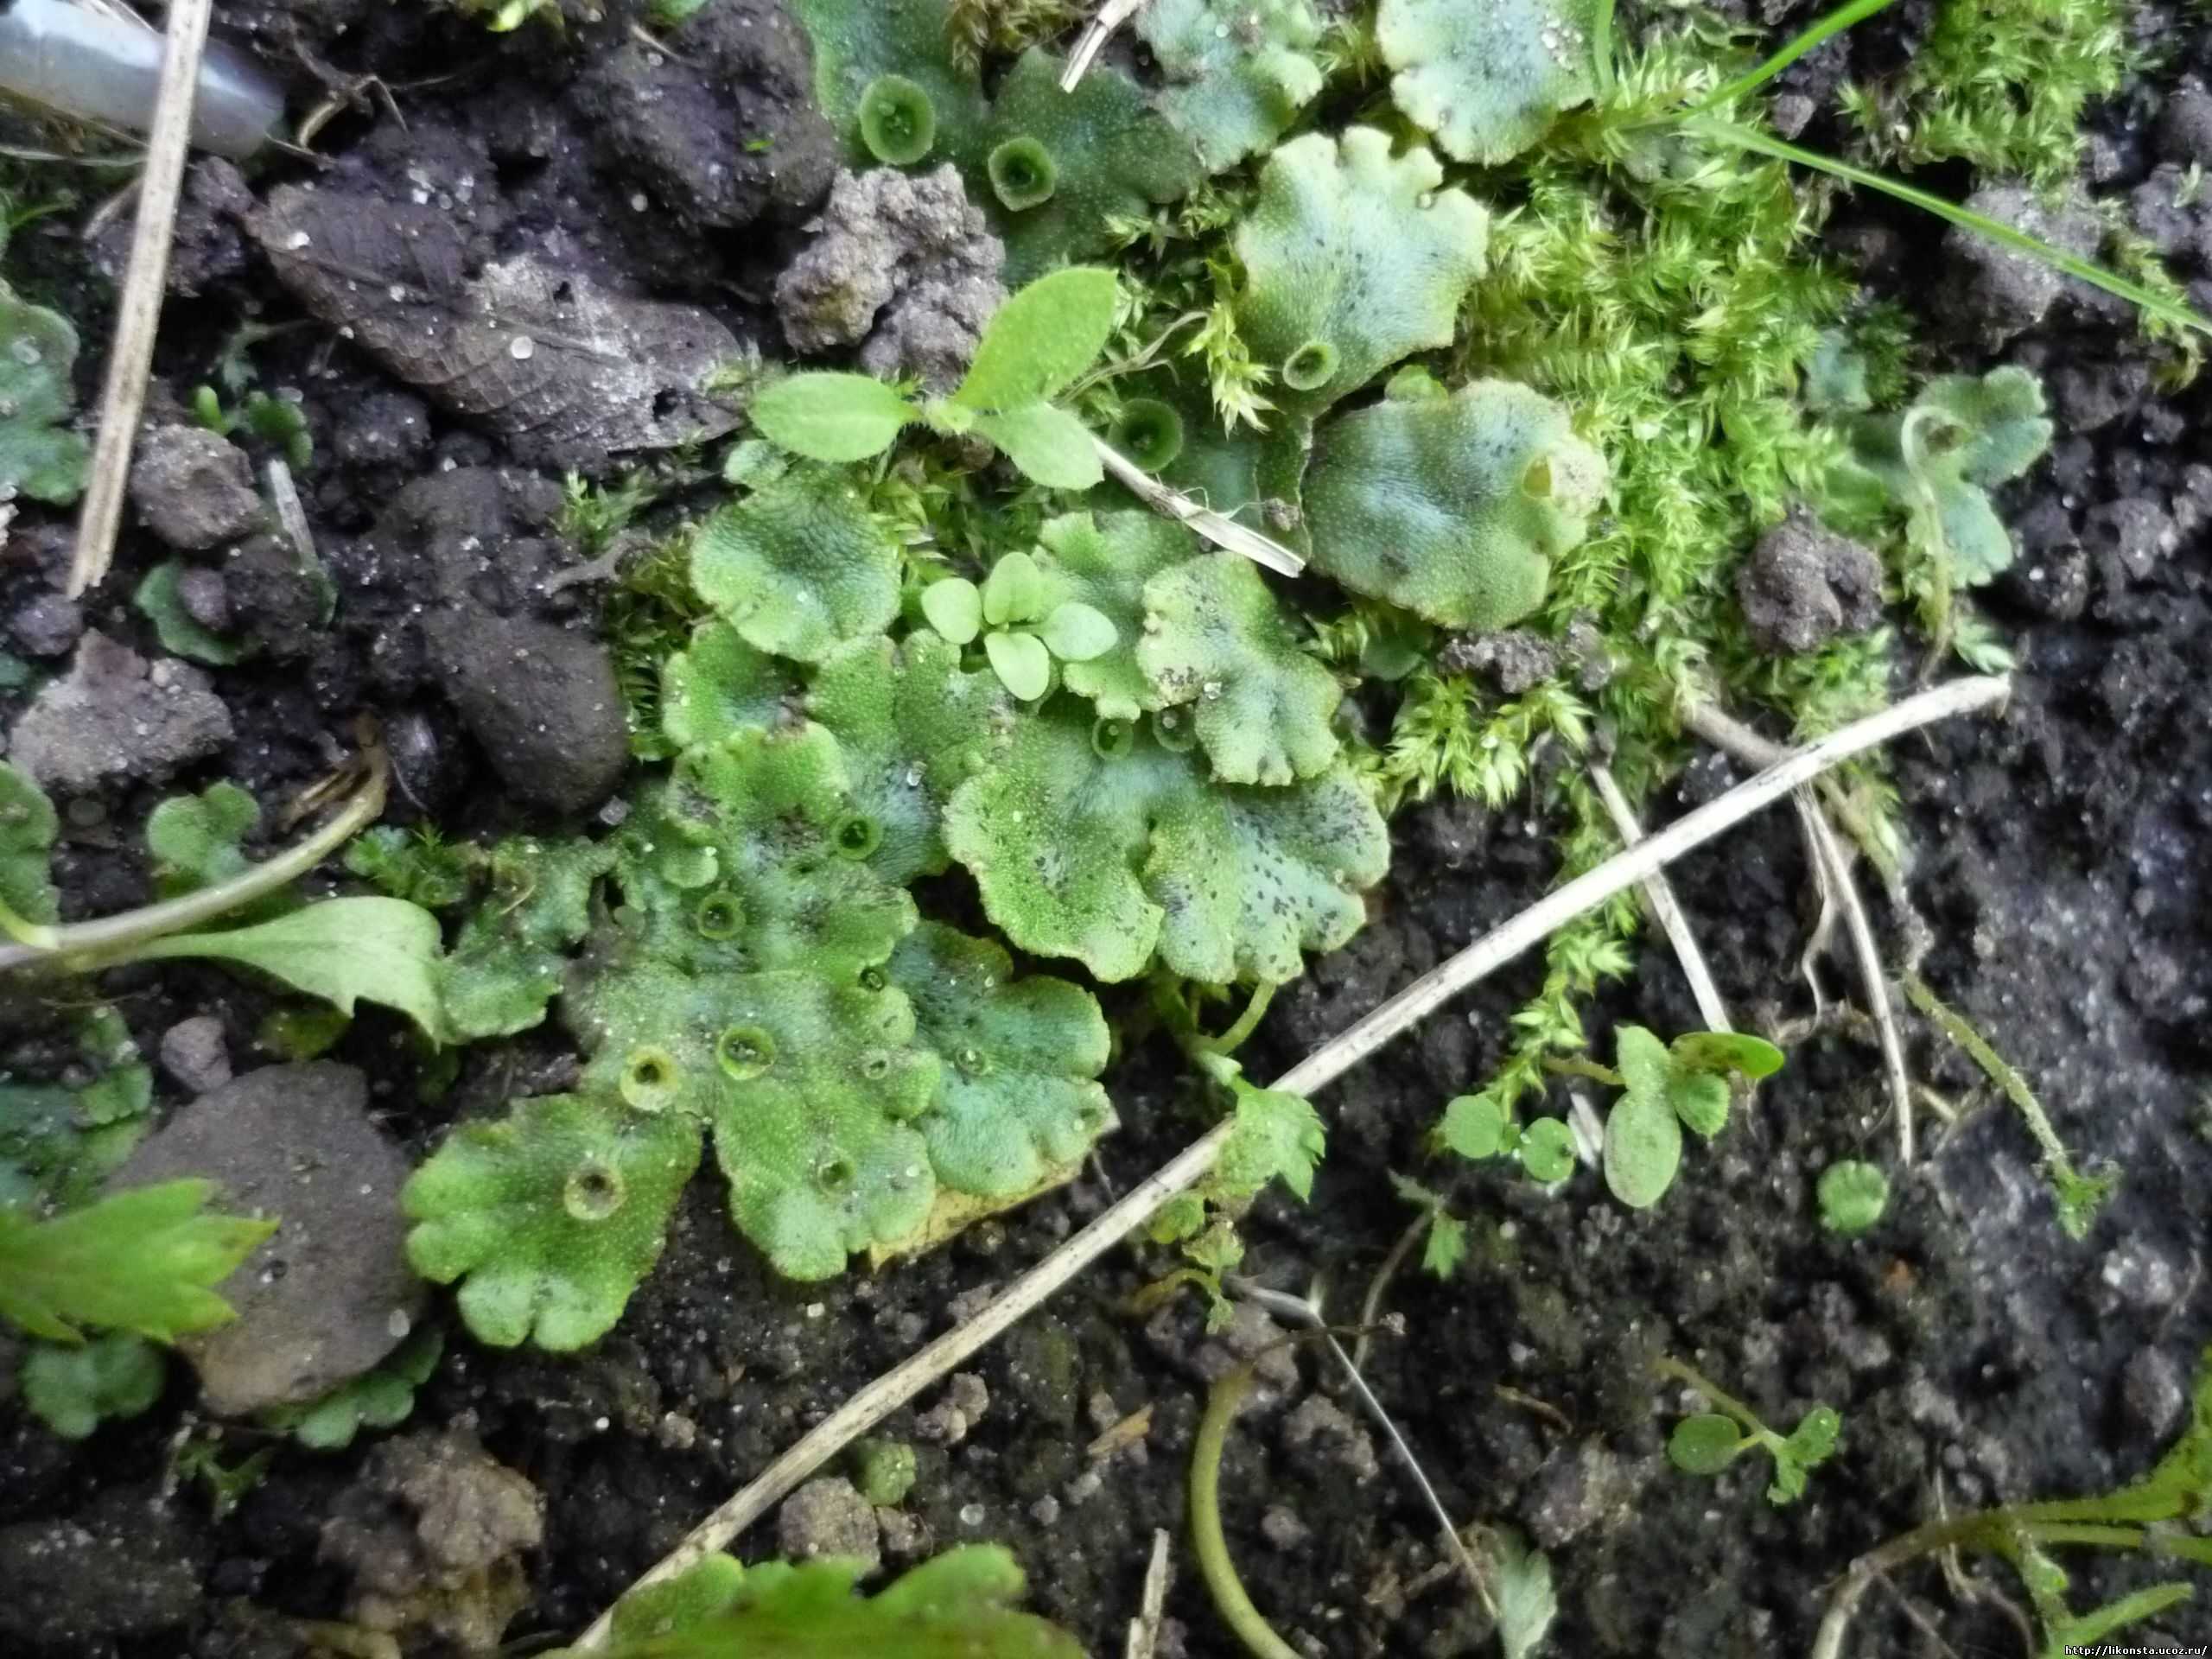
1517, 1116, 1577, 1182
1442, 1092, 1510, 1160
972, 403, 1104, 490
750, 372, 918, 463
1604, 1027, 1684, 1208
1816, 1159, 1890, 1236
953, 267, 1121, 411
1669, 1412, 1748, 1474
1671, 1031, 1786, 1080
130, 897, 450, 1041
0, 1179, 276, 1344
1214, 1082, 1325, 1202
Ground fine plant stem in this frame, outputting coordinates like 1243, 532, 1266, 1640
1899, 971, 2102, 1222
1351, 1208, 1428, 1371
1544, 1053, 1626, 1088
1802, 791, 1915, 1164
1125, 1528, 1172, 1659
1654, 1353, 1771, 1439
67, 0, 215, 598
571, 674, 2009, 1649
1062, 0, 1150, 92
1590, 0, 1616, 97
1683, 118, 2212, 340
1189, 1363, 1306, 1659
1234, 1280, 1494, 1615
0, 746, 390, 976
1679, 699, 1897, 891
1686, 0, 1901, 114
1199, 982, 1275, 1056
1681, 700, 1914, 1159
1092, 438, 1306, 577
1590, 760, 1733, 1033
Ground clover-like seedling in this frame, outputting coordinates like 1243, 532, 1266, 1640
1602, 1027, 1783, 1210
920, 550, 1118, 702
0, 282, 91, 505
1840, 365, 2054, 587
859, 73, 938, 164
1301, 378, 1608, 628
1440, 1091, 1580, 1184
1817, 1160, 1891, 1236
1662, 1360, 1841, 1507
1377, 0, 1601, 166
747, 266, 1120, 492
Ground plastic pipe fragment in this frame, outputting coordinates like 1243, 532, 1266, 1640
0, 0, 283, 160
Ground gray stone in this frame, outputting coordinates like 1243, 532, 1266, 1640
158, 1014, 232, 1095
425, 607, 629, 815
2082, 497, 2178, 584
2120, 1346, 2188, 1440
0, 1487, 206, 1643
129, 423, 264, 550
9, 593, 82, 658
778, 166, 1007, 391
175, 566, 233, 633
776, 1477, 881, 1573
1436, 628, 1559, 692
1738, 512, 1884, 654
321, 1430, 543, 1652
1522, 1440, 1627, 1549
2158, 80, 2212, 168
1280, 1393, 1379, 1484
113, 1062, 424, 1414
1939, 186, 2103, 347
6, 632, 232, 794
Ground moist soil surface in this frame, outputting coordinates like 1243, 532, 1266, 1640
3, 3, 2211, 1657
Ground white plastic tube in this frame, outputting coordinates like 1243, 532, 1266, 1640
0, 0, 283, 160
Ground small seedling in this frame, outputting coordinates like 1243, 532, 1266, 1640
193, 384, 313, 472
1657, 1355, 1840, 1506
919, 550, 1117, 702
1816, 1159, 1890, 1236
748, 266, 1120, 491
851, 1436, 918, 1506
1440, 1090, 1580, 1184
1503, 1027, 1783, 1209
1387, 1173, 1468, 1280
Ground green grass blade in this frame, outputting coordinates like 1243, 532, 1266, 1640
1683, 118, 2212, 338
1688, 0, 1901, 112
1592, 0, 1617, 95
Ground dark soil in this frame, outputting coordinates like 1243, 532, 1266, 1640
3, 3, 2211, 1656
